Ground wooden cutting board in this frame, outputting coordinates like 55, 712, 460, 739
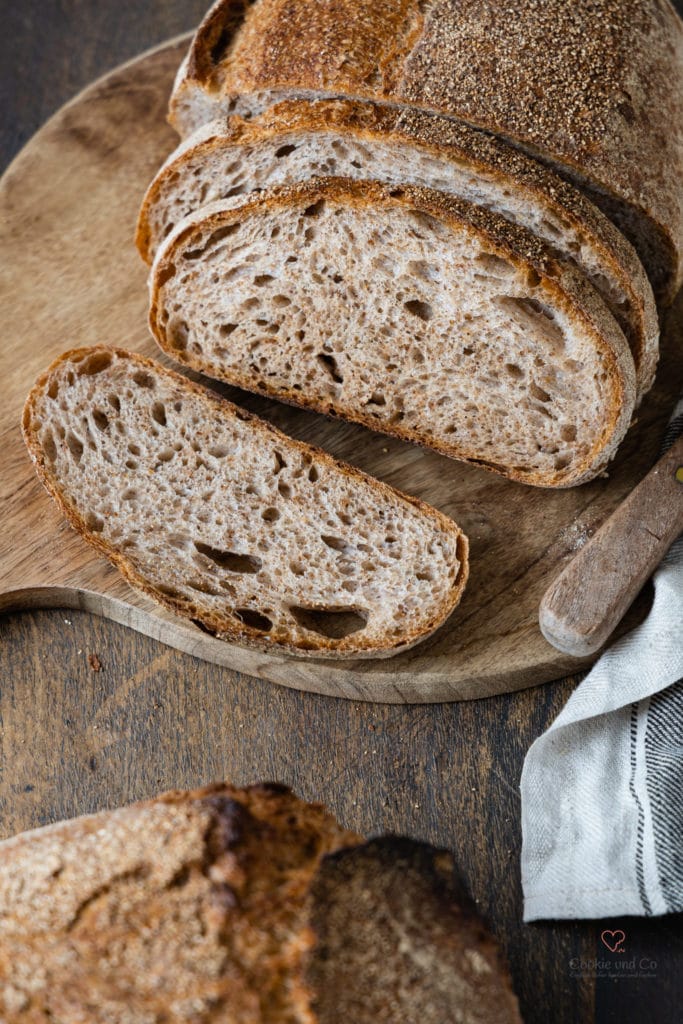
1, 37, 680, 703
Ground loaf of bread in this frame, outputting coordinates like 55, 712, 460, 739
137, 99, 658, 400
149, 178, 636, 488
168, 0, 683, 306
0, 783, 522, 1023
22, 347, 468, 658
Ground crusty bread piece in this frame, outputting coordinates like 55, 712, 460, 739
138, 99, 658, 400
168, 0, 683, 306
22, 347, 468, 659
0, 783, 362, 1022
307, 837, 522, 1024
0, 784, 522, 1023
150, 177, 637, 488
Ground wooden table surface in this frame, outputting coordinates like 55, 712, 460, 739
1, 3, 681, 1021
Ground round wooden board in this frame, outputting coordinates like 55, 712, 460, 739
0, 37, 680, 703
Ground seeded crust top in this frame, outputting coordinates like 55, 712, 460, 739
173, 0, 683, 298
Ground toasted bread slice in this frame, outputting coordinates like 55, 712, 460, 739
138, 99, 658, 400
22, 347, 468, 659
150, 178, 636, 488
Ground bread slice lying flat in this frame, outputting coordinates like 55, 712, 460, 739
22, 347, 468, 658
150, 178, 637, 488
0, 783, 522, 1023
168, 0, 683, 306
138, 99, 658, 400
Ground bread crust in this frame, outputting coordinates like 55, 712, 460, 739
0, 782, 362, 1021
0, 786, 522, 1022
168, 0, 683, 306
22, 346, 469, 660
150, 177, 637, 489
139, 97, 658, 400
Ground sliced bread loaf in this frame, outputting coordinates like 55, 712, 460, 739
138, 99, 658, 400
22, 347, 468, 659
149, 178, 637, 488
0, 783, 522, 1023
168, 0, 683, 305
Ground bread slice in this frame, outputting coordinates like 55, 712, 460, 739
138, 99, 658, 401
150, 178, 637, 488
0, 783, 522, 1023
22, 347, 468, 659
168, 0, 683, 306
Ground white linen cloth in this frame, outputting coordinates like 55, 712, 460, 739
521, 398, 683, 920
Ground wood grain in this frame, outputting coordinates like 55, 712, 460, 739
1, 3, 682, 1024
1, 37, 681, 702
541, 435, 683, 655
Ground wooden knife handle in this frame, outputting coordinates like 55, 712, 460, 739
540, 434, 683, 657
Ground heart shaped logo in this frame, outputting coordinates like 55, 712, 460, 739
600, 929, 626, 953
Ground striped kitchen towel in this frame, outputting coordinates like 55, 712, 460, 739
521, 398, 683, 920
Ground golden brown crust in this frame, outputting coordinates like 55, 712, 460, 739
22, 346, 469, 660
149, 177, 636, 489
139, 97, 658, 398
169, 0, 683, 304
0, 782, 362, 1022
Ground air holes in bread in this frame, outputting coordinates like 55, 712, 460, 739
92, 409, 109, 431
169, 322, 189, 351
183, 223, 241, 261
308, 465, 319, 483
132, 370, 155, 389
278, 480, 292, 499
151, 402, 167, 426
475, 253, 516, 278
303, 199, 326, 217
41, 430, 57, 464
275, 143, 297, 158
290, 605, 368, 639
317, 353, 343, 383
85, 512, 104, 533
157, 263, 176, 288
194, 541, 261, 574
505, 363, 524, 379
262, 507, 280, 523
76, 351, 113, 376
561, 424, 577, 442
497, 296, 566, 353
235, 608, 273, 632
404, 299, 433, 322
321, 534, 347, 551
529, 382, 551, 403
66, 432, 83, 463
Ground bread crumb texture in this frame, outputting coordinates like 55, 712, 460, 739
23, 348, 467, 658
151, 180, 635, 487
